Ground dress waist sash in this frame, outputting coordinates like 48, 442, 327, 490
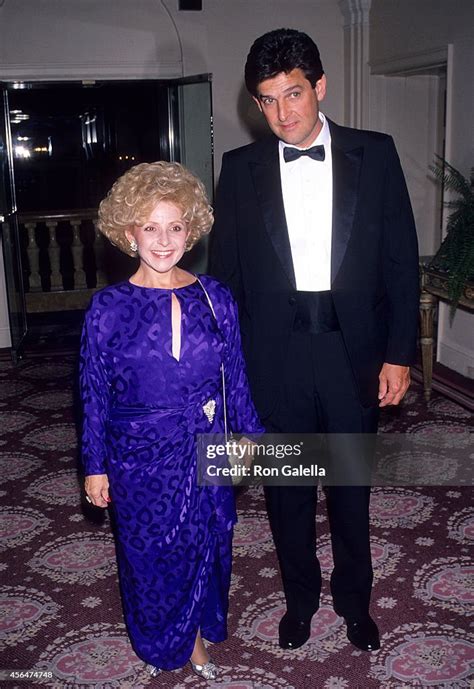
108, 384, 222, 423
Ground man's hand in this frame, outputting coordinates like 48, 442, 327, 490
378, 363, 411, 407
85, 474, 110, 508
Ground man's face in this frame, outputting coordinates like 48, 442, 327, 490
253, 68, 326, 148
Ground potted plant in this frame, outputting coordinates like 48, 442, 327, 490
428, 156, 474, 320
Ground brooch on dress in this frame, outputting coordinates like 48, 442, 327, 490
202, 399, 216, 423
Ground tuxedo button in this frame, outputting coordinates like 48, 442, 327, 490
288, 296, 297, 306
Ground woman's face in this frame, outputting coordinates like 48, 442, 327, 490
126, 200, 189, 276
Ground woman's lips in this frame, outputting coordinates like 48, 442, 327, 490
151, 250, 173, 258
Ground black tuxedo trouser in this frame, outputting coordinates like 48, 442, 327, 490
263, 327, 379, 622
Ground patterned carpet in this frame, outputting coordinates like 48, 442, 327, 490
0, 350, 472, 689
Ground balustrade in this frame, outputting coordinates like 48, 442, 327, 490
18, 210, 110, 312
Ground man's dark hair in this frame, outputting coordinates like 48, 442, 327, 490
244, 28, 324, 97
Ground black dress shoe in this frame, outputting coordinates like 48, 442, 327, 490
345, 615, 380, 651
278, 612, 312, 649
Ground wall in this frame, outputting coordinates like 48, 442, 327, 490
369, 73, 444, 257
0, 0, 183, 79
438, 37, 474, 378
370, 0, 474, 378
0, 0, 344, 174
370, 0, 473, 71
162, 0, 344, 172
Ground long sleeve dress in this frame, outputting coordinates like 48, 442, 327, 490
79, 275, 263, 671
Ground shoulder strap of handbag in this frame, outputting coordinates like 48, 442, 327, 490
196, 276, 229, 440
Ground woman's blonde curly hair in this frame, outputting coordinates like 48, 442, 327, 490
98, 161, 213, 256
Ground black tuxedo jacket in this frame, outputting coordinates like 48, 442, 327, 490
209, 119, 419, 414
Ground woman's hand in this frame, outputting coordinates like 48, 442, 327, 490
85, 474, 111, 508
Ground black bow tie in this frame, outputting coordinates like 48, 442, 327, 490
283, 144, 325, 163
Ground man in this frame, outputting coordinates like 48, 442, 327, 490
209, 29, 419, 652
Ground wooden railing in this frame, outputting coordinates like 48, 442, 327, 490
18, 209, 108, 312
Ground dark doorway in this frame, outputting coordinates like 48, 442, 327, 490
8, 78, 213, 212
1, 76, 213, 358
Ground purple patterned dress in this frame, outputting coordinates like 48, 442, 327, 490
80, 275, 263, 670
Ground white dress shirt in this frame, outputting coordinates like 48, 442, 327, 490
279, 112, 333, 291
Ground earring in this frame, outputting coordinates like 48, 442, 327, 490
130, 240, 138, 252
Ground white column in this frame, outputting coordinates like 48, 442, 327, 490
70, 220, 87, 289
25, 222, 41, 291
338, 0, 372, 128
46, 221, 62, 291
93, 220, 106, 288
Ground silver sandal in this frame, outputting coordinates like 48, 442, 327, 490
190, 658, 219, 680
144, 662, 161, 677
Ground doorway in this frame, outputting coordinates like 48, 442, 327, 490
0, 75, 214, 358
369, 67, 447, 258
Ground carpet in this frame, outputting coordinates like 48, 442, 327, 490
0, 352, 472, 688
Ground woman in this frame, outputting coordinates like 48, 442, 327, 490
80, 162, 263, 679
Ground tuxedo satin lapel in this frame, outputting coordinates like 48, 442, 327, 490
250, 146, 296, 288
331, 143, 363, 284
